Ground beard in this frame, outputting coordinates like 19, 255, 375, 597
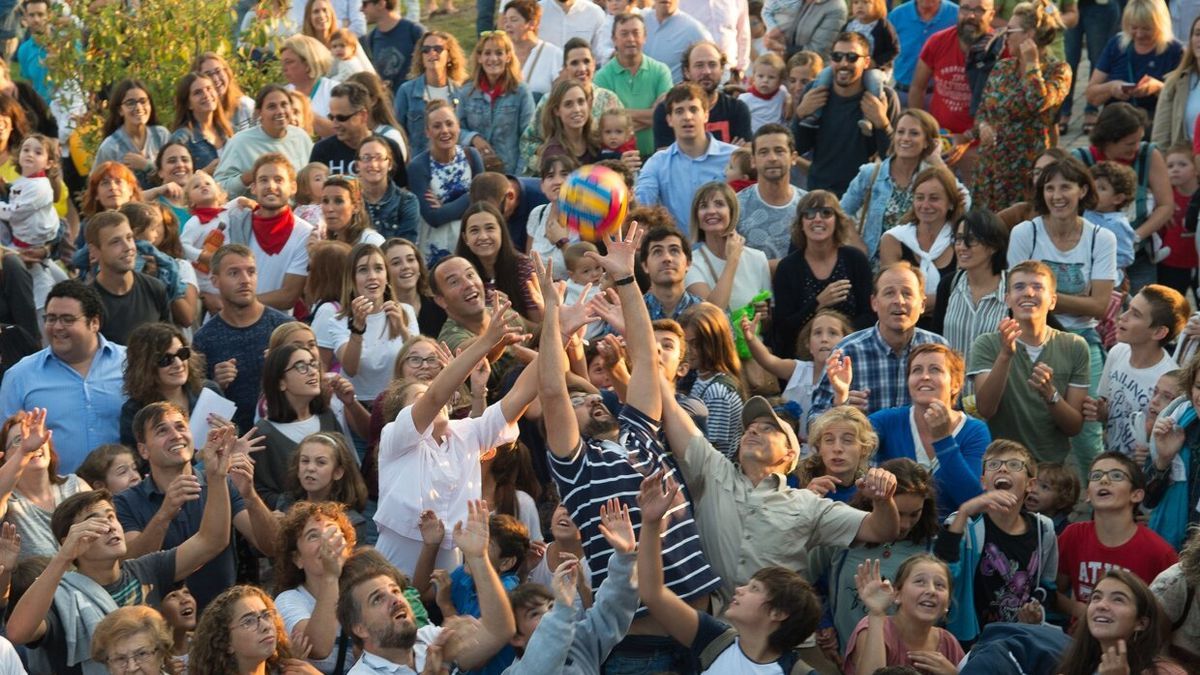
370, 618, 417, 650
583, 416, 619, 439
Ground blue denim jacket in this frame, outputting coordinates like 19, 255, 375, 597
169, 125, 222, 173
394, 75, 466, 157
365, 181, 420, 242
456, 82, 535, 174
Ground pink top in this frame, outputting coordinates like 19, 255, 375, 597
843, 615, 965, 675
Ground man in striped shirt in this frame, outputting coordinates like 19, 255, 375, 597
537, 226, 720, 674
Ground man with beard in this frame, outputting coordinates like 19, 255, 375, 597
737, 124, 806, 264
644, 0, 713, 83
810, 261, 948, 417
538, 225, 721, 673
432, 256, 534, 386
637, 83, 738, 235
193, 244, 292, 432
6, 417, 236, 675
215, 85, 313, 198
651, 40, 752, 148
115, 402, 279, 612
794, 33, 900, 196
909, 0, 996, 178
969, 260, 1090, 464
340, 504, 516, 674
85, 211, 170, 345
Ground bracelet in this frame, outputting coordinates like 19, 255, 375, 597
614, 275, 636, 286
348, 321, 365, 335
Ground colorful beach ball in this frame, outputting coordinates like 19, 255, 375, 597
556, 165, 629, 242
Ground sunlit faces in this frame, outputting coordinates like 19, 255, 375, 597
751, 132, 791, 183
43, 296, 100, 362
564, 46, 595, 81
21, 1, 49, 35
385, 241, 421, 293
351, 574, 419, 650
463, 211, 503, 261
814, 422, 865, 482
907, 350, 958, 406
354, 251, 389, 305
751, 62, 783, 96
1024, 477, 1060, 513
599, 114, 633, 151
292, 516, 349, 574
157, 144, 193, 187
666, 95, 708, 142
1030, 152, 1058, 191
103, 451, 143, 493
685, 43, 724, 93
198, 58, 230, 96
1147, 372, 1181, 420
138, 409, 195, 469
892, 115, 929, 160
331, 36, 352, 62
400, 340, 443, 381
1092, 177, 1124, 213
587, 354, 614, 389
555, 85, 589, 131
806, 313, 847, 365
284, 327, 319, 355
328, 95, 368, 144
737, 418, 792, 469
214, 252, 258, 308
17, 136, 50, 177
654, 328, 687, 381
4, 419, 50, 470
641, 234, 688, 285
1127, 22, 1158, 51
308, 0, 334, 34
74, 500, 128, 561
188, 76, 219, 117
1086, 577, 1147, 643
258, 90, 292, 137
96, 219, 138, 274
787, 64, 817, 100
281, 348, 322, 399
227, 596, 279, 663
478, 38, 512, 82
279, 49, 310, 86
800, 202, 836, 243
426, 106, 460, 151
571, 390, 616, 437
567, 257, 603, 286
97, 173, 134, 210
187, 172, 220, 207
830, 40, 869, 87
512, 597, 553, 647
356, 139, 392, 187
952, 223, 994, 272
102, 629, 164, 675
502, 8, 533, 41
1115, 293, 1163, 344
420, 35, 450, 74
911, 177, 952, 226
431, 257, 485, 318
696, 190, 732, 237
1086, 457, 1142, 510
120, 87, 152, 128
613, 18, 646, 61
160, 586, 197, 631
1104, 130, 1143, 164
894, 561, 951, 621
1006, 270, 1055, 321
981, 450, 1031, 496
321, 183, 357, 235
870, 267, 924, 333
956, 0, 994, 42
253, 162, 296, 212
725, 577, 784, 627
1166, 151, 1197, 189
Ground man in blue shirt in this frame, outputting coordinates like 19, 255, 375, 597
644, 0, 713, 83
14, 0, 52, 102
640, 226, 701, 321
362, 0, 426, 94
635, 82, 737, 236
889, 0, 960, 91
0, 280, 126, 473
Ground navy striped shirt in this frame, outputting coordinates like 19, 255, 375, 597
549, 405, 720, 614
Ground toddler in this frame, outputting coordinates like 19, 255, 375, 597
738, 52, 790, 132
725, 147, 755, 193
563, 241, 603, 339
1160, 144, 1198, 300
1086, 161, 1141, 287
0, 133, 67, 312
294, 161, 328, 236
330, 27, 377, 80
179, 171, 231, 310
1025, 461, 1080, 535
596, 109, 637, 163
75, 443, 143, 493
844, 0, 899, 71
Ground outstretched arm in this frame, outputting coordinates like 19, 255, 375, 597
535, 254, 582, 459
450, 500, 517, 669
635, 472, 699, 649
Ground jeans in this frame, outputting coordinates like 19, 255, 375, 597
1062, 1, 1121, 118
603, 635, 695, 675
803, 67, 886, 125
476, 0, 496, 34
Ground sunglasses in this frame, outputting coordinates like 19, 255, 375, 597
829, 51, 863, 63
421, 44, 446, 54
801, 207, 836, 220
329, 110, 363, 122
157, 347, 191, 368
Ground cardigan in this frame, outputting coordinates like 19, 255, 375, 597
253, 409, 340, 510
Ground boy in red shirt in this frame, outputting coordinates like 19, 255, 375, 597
1055, 452, 1178, 625
1160, 143, 1198, 302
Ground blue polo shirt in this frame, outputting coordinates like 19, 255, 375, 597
114, 472, 246, 613
889, 0, 960, 87
634, 135, 737, 236
0, 337, 127, 473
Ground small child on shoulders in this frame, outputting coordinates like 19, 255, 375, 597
1085, 160, 1140, 287
738, 52, 791, 131
329, 28, 377, 80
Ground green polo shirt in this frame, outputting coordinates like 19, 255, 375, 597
594, 54, 674, 157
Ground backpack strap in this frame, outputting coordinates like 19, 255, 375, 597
779, 650, 817, 675
1172, 582, 1195, 632
696, 628, 739, 671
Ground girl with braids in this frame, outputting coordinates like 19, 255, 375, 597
189, 585, 319, 675
1058, 568, 1186, 675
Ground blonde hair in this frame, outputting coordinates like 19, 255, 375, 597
801, 406, 878, 482
184, 171, 226, 207
331, 27, 360, 55
752, 51, 786, 74
92, 606, 173, 665
295, 162, 329, 204
1118, 0, 1172, 53
470, 31, 523, 94
852, 0, 888, 22
1010, 0, 1066, 48
282, 34, 334, 80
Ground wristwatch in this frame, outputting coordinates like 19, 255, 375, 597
1046, 390, 1062, 405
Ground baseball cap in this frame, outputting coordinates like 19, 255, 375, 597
741, 396, 800, 472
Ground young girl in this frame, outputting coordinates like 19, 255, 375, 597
159, 584, 197, 675
595, 109, 637, 166
179, 171, 232, 313
844, 554, 964, 674
1025, 461, 1080, 535
798, 405, 878, 501
75, 443, 143, 494
280, 432, 370, 540
741, 308, 852, 451
679, 302, 747, 459
482, 441, 543, 543
294, 161, 329, 237
525, 154, 578, 280
329, 27, 377, 80
0, 134, 66, 312
1058, 569, 1186, 675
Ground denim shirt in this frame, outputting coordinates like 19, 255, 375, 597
394, 74, 466, 157
365, 181, 420, 242
93, 125, 172, 189
456, 82, 535, 174
169, 125, 223, 173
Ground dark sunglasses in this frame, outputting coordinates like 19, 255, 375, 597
802, 207, 836, 220
157, 347, 191, 368
952, 234, 978, 247
421, 45, 446, 54
329, 111, 363, 122
830, 51, 863, 63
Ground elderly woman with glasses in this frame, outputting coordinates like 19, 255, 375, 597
91, 606, 175, 675
119, 322, 221, 448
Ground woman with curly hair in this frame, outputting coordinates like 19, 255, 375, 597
679, 302, 746, 458
190, 585, 315, 675
273, 500, 356, 674
90, 605, 175, 675
393, 31, 468, 157
118, 322, 217, 447
92, 79, 171, 189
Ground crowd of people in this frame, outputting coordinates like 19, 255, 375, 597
0, 0, 1195, 673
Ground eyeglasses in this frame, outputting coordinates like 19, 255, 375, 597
984, 458, 1028, 473
829, 51, 863, 63
801, 207, 835, 220
1089, 469, 1130, 483
287, 360, 320, 376
157, 347, 192, 368
122, 97, 151, 109
329, 110, 363, 122
952, 234, 978, 247
421, 44, 446, 54
106, 647, 157, 669
44, 314, 80, 326
233, 609, 276, 632
569, 393, 602, 408
405, 355, 440, 368
358, 153, 388, 165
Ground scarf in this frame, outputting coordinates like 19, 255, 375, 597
477, 77, 504, 103
746, 85, 776, 100
885, 223, 954, 294
192, 206, 224, 224
251, 206, 295, 255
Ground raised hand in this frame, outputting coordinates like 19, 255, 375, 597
480, 297, 527, 349
162, 473, 203, 517
57, 517, 112, 562
468, 356, 491, 394
227, 452, 256, 497
856, 468, 897, 502
997, 317, 1020, 356
1153, 416, 1186, 463
17, 408, 51, 460
587, 288, 625, 335
453, 499, 491, 559
0, 522, 21, 576
431, 568, 453, 607
1027, 362, 1057, 402
854, 559, 895, 615
418, 510, 446, 547
636, 470, 679, 525
584, 221, 642, 280
350, 295, 373, 333
923, 401, 952, 441
317, 523, 348, 578
1097, 639, 1130, 675
825, 350, 853, 404
597, 497, 635, 554
560, 283, 598, 338
550, 555, 580, 607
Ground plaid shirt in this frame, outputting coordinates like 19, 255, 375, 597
644, 289, 702, 321
810, 324, 948, 417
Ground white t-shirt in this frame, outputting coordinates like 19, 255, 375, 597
252, 216, 314, 298
1098, 342, 1177, 456
288, 78, 337, 117
276, 585, 343, 674
273, 415, 323, 444
684, 243, 772, 310
781, 360, 814, 445
312, 301, 344, 351
522, 40, 564, 97
525, 203, 574, 281
1006, 216, 1117, 331
705, 638, 784, 673
345, 626, 444, 675
328, 307, 417, 400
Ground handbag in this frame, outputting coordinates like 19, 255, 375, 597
856, 159, 884, 235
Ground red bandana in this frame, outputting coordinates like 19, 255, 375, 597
477, 77, 504, 103
251, 206, 295, 255
746, 85, 775, 100
192, 206, 224, 224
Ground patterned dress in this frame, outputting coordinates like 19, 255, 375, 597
973, 56, 1073, 211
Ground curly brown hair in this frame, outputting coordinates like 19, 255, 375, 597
189, 586, 292, 675
123, 323, 206, 404
274, 500, 358, 594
